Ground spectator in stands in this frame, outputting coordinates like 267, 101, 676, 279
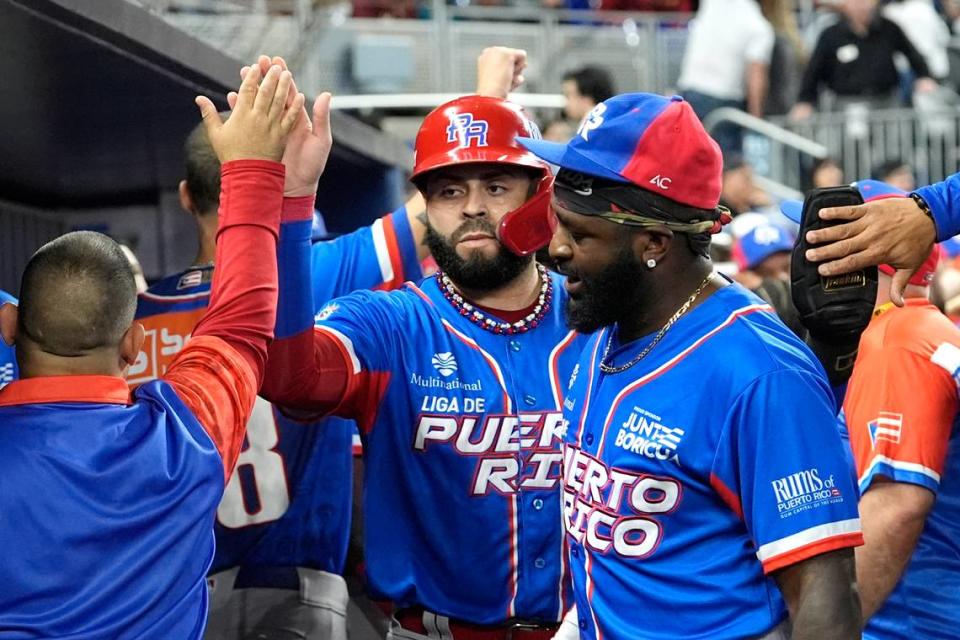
732, 223, 805, 335
719, 155, 772, 218
599, 0, 696, 9
790, 0, 938, 119
761, 0, 807, 115
733, 223, 793, 282
352, 0, 419, 18
677, 0, 775, 154
883, 0, 951, 82
542, 117, 574, 142
811, 156, 845, 188
561, 66, 616, 124
542, 0, 697, 11
873, 158, 916, 191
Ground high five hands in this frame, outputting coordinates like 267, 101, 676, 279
231, 55, 333, 197
196, 63, 304, 164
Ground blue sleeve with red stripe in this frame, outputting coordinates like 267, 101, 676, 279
309, 206, 422, 306
916, 173, 960, 241
711, 368, 862, 574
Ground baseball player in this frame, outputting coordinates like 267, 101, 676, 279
132, 72, 425, 640
520, 93, 863, 639
784, 180, 958, 640
260, 94, 590, 638
135, 50, 529, 640
803, 170, 960, 304
0, 64, 302, 638
0, 290, 17, 388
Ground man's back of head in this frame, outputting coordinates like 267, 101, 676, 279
183, 118, 223, 218
11, 231, 137, 375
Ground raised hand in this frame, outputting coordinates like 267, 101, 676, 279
476, 46, 528, 99
231, 55, 333, 197
196, 64, 304, 163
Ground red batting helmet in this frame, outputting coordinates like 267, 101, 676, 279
411, 95, 549, 184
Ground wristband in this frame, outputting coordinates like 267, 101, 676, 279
910, 191, 935, 222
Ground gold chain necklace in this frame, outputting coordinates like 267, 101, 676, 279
599, 271, 715, 374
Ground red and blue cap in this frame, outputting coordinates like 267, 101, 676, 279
733, 224, 795, 271
517, 93, 723, 210
780, 179, 940, 286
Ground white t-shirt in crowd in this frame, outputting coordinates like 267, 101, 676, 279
883, 0, 950, 79
677, 0, 775, 101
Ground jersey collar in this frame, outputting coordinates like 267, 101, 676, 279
873, 297, 932, 318
0, 375, 133, 407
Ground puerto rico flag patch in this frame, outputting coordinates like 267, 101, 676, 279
868, 412, 903, 447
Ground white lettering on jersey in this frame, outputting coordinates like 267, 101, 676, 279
562, 445, 682, 558
771, 467, 842, 518
414, 412, 566, 495
614, 407, 684, 464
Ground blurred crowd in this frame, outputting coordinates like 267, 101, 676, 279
351, 0, 695, 17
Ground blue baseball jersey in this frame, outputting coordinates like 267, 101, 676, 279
133, 207, 420, 576
0, 290, 18, 388
311, 273, 589, 624
561, 283, 862, 640
916, 172, 960, 241
0, 339, 255, 639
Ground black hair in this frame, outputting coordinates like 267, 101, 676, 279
562, 67, 616, 105
872, 158, 910, 181
183, 114, 227, 216
17, 231, 136, 356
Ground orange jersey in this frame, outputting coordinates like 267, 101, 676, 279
844, 300, 959, 493
842, 298, 960, 638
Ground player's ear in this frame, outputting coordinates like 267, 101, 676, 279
631, 227, 673, 267
179, 180, 196, 215
0, 302, 17, 347
119, 322, 145, 369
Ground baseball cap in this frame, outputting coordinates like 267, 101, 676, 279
779, 179, 940, 286
733, 224, 794, 271
517, 93, 723, 210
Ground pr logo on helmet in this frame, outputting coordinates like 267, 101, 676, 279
446, 113, 489, 148
577, 103, 606, 142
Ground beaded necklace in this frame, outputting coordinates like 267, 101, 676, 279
437, 264, 552, 335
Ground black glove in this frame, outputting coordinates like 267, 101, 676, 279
791, 186, 878, 386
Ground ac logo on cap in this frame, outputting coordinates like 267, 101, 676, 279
577, 103, 606, 142
447, 113, 489, 148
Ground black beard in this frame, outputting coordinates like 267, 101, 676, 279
424, 219, 532, 292
564, 245, 645, 333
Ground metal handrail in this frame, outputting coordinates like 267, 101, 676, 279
753, 175, 804, 202
702, 107, 828, 159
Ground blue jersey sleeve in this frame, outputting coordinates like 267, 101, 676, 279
266, 208, 404, 430
0, 290, 18, 388
313, 290, 399, 375
710, 368, 862, 574
310, 206, 422, 306
916, 173, 960, 241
